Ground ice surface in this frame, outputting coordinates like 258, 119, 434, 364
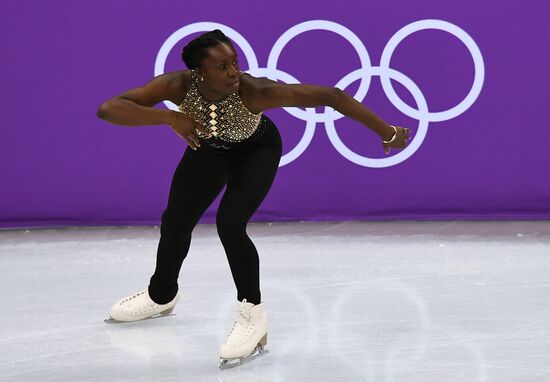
1, 221, 549, 381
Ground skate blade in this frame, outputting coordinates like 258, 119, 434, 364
218, 346, 269, 370
104, 313, 176, 324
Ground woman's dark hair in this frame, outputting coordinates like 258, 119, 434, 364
181, 29, 231, 69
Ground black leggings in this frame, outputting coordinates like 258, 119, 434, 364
148, 115, 282, 305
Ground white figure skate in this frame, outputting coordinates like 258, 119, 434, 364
218, 299, 269, 370
105, 288, 179, 323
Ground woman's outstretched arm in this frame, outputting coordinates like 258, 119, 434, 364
249, 78, 411, 153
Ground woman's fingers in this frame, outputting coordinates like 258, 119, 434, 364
189, 133, 201, 148
185, 123, 208, 150
383, 126, 413, 153
194, 122, 212, 138
182, 135, 198, 150
399, 127, 412, 147
169, 116, 212, 149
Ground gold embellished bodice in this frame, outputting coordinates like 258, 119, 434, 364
178, 71, 263, 143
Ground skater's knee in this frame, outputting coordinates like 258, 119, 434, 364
216, 211, 246, 239
160, 210, 195, 239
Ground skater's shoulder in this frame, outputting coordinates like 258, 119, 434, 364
159, 70, 192, 105
238, 72, 276, 93
237, 72, 290, 113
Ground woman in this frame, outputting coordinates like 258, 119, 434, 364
97, 29, 410, 368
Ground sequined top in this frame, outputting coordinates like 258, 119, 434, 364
178, 71, 263, 143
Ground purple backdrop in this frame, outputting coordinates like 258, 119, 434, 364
1, 0, 549, 228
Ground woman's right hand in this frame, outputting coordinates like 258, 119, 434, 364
168, 111, 212, 150
382, 125, 412, 155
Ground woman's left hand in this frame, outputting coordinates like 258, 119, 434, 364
382, 126, 412, 155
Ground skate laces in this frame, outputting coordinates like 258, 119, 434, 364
121, 290, 156, 309
238, 299, 252, 322
225, 299, 254, 345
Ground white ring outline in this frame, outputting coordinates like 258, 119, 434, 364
327, 280, 431, 379
325, 67, 429, 168
380, 19, 485, 122
266, 20, 372, 122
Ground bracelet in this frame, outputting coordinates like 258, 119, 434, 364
382, 125, 398, 144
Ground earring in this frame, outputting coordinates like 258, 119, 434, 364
200, 77, 205, 82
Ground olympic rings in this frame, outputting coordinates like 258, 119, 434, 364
155, 19, 485, 168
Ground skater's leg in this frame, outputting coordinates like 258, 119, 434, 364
216, 121, 282, 305
148, 147, 229, 304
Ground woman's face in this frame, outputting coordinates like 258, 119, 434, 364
196, 42, 241, 96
